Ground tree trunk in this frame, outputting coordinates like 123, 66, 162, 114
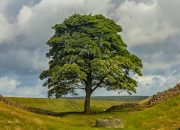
84, 78, 92, 114
84, 88, 91, 114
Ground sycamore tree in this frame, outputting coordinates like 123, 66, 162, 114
40, 14, 142, 114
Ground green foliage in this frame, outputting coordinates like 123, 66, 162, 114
40, 14, 143, 98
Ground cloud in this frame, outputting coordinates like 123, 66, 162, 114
0, 13, 16, 44
0, 0, 18, 44
0, 0, 180, 97
2, 0, 178, 47
111, 0, 179, 46
0, 76, 47, 97
0, 0, 11, 12
134, 74, 180, 95
0, 76, 19, 95
156, 0, 180, 28
16, 0, 114, 45
131, 36, 180, 75
0, 0, 114, 75
0, 47, 48, 75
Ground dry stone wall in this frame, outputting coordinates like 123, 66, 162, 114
106, 103, 140, 112
0, 95, 61, 116
148, 83, 180, 104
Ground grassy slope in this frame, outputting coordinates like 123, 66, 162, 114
8, 97, 125, 112
122, 95, 180, 130
0, 95, 179, 130
0, 101, 58, 130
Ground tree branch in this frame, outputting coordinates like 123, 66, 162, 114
92, 75, 106, 92
74, 87, 85, 90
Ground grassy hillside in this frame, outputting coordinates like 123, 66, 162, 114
0, 101, 59, 130
0, 95, 179, 130
7, 97, 126, 112
122, 95, 180, 130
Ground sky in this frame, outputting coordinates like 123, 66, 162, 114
0, 0, 180, 97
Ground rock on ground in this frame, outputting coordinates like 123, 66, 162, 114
95, 117, 123, 128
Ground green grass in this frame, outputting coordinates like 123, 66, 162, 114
121, 95, 180, 130
0, 95, 179, 130
7, 97, 125, 112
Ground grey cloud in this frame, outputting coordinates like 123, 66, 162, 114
0, 76, 47, 97
3, 0, 41, 22
0, 0, 114, 76
0, 0, 180, 97
110, 0, 180, 46
157, 0, 180, 28
135, 74, 180, 96
130, 35, 180, 75
0, 45, 48, 76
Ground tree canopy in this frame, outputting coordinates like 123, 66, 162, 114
40, 14, 143, 114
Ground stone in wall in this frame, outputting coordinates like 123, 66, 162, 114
148, 83, 180, 104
